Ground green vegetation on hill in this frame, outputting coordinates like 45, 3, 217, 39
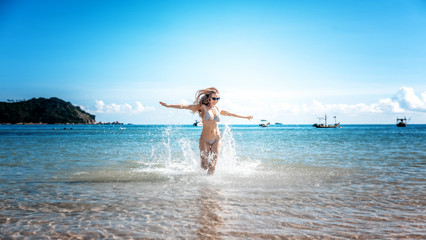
0, 97, 96, 124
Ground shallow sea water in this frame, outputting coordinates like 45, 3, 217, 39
0, 124, 425, 239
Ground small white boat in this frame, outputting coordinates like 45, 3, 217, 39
259, 120, 270, 127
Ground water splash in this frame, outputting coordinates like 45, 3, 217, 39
216, 124, 260, 176
138, 126, 200, 176
177, 138, 199, 171
217, 124, 237, 169
138, 125, 259, 177
162, 125, 173, 165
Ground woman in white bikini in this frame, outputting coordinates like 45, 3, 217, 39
159, 87, 253, 174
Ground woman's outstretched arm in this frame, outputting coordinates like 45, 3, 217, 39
220, 110, 253, 120
159, 102, 198, 111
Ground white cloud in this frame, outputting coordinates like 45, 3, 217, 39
84, 87, 425, 123
219, 87, 426, 122
94, 100, 154, 114
272, 87, 426, 115
390, 86, 426, 112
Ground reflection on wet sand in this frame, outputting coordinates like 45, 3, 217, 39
196, 187, 224, 239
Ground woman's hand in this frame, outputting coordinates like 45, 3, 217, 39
159, 102, 169, 108
247, 115, 253, 121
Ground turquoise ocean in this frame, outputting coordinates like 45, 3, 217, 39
0, 124, 425, 239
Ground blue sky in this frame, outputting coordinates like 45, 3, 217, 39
1, 0, 426, 124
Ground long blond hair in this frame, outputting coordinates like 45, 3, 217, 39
193, 87, 220, 117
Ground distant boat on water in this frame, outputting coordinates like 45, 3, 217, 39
313, 115, 340, 128
259, 120, 270, 127
396, 117, 407, 127
193, 120, 202, 126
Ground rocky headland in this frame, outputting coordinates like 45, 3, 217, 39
0, 97, 96, 124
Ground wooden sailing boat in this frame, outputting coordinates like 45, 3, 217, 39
313, 115, 340, 128
396, 117, 407, 127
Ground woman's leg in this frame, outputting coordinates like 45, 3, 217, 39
207, 138, 221, 175
199, 138, 210, 170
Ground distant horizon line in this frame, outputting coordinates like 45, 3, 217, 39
1, 123, 425, 126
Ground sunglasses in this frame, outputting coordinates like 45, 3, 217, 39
211, 97, 220, 101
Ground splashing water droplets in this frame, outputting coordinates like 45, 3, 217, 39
162, 126, 173, 165
177, 138, 199, 171
217, 124, 238, 169
216, 124, 260, 175
139, 125, 259, 177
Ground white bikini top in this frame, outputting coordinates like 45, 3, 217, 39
204, 106, 221, 122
